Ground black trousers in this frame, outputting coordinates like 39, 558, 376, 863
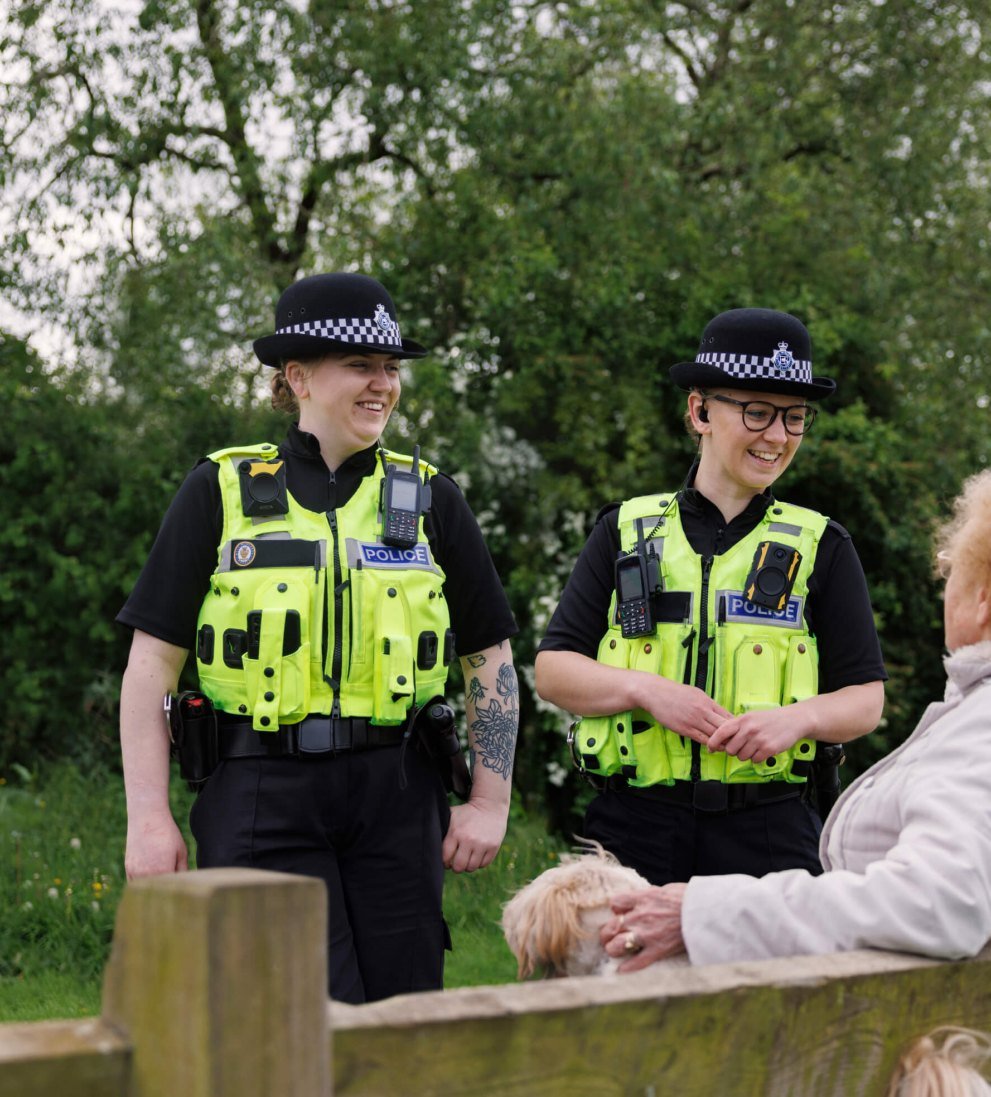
584, 785, 823, 885
190, 744, 451, 1004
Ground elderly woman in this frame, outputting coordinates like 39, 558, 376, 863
601, 468, 991, 968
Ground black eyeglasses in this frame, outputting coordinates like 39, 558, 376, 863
703, 393, 817, 436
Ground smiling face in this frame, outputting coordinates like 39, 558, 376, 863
287, 352, 401, 465
689, 386, 805, 509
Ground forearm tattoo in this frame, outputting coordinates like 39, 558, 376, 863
468, 661, 518, 780
467, 676, 487, 705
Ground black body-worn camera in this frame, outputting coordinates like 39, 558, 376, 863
238, 458, 289, 518
744, 540, 801, 612
380, 445, 431, 549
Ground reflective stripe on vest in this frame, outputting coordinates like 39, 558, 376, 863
195, 443, 452, 731
576, 493, 828, 786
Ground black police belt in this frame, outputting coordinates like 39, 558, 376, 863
607, 777, 804, 814
216, 713, 406, 759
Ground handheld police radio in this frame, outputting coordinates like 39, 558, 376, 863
614, 518, 662, 638
380, 445, 431, 549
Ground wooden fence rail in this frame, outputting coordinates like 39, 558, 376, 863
2, 868, 990, 1096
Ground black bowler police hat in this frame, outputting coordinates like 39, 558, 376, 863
252, 273, 428, 367
670, 308, 836, 400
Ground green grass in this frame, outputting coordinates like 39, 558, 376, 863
0, 762, 565, 1022
445, 806, 567, 988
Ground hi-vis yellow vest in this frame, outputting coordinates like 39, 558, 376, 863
195, 443, 452, 731
576, 493, 829, 786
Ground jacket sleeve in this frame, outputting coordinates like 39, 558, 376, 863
682, 687, 991, 964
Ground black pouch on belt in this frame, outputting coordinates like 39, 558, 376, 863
413, 697, 472, 802
811, 742, 845, 821
164, 691, 219, 785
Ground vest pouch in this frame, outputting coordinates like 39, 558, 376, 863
243, 578, 311, 731
784, 737, 816, 783
728, 637, 782, 712
573, 714, 625, 778
628, 622, 693, 785
715, 637, 782, 782
624, 719, 675, 787
596, 628, 630, 671
570, 625, 630, 776
778, 634, 819, 783
372, 583, 415, 724
783, 634, 818, 703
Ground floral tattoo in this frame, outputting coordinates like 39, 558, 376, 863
468, 661, 518, 780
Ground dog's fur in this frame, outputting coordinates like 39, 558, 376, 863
501, 841, 651, 978
887, 1027, 991, 1096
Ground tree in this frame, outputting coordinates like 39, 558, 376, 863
2, 1, 989, 817
381, 0, 991, 818
2, 0, 539, 390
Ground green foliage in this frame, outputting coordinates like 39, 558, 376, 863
0, 335, 284, 769
0, 763, 123, 991
0, 760, 190, 1019
0, 338, 137, 767
2, 0, 990, 808
0, 759, 198, 1021
376, 0, 991, 813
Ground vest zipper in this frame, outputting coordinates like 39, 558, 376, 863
691, 554, 714, 782
326, 508, 343, 719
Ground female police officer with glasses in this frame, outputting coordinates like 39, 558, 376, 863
536, 307, 886, 886
118, 273, 518, 1003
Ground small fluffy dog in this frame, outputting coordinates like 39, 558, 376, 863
887, 1027, 991, 1096
501, 840, 651, 978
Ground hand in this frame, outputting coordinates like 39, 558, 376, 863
442, 796, 508, 874
638, 676, 732, 746
706, 706, 808, 763
124, 812, 189, 879
600, 885, 688, 972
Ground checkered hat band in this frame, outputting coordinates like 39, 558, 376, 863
275, 317, 402, 347
695, 352, 812, 383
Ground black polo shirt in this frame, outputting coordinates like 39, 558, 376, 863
118, 423, 517, 656
538, 483, 886, 695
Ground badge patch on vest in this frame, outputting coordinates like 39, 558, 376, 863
719, 589, 805, 628
232, 541, 257, 567
346, 538, 440, 573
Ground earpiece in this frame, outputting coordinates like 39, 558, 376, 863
699, 405, 709, 423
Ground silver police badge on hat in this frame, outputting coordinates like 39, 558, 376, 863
374, 303, 398, 337
771, 341, 795, 373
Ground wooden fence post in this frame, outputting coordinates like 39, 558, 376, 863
101, 868, 329, 1097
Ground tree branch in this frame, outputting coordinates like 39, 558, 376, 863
661, 30, 704, 89
193, 0, 284, 269
705, 0, 755, 85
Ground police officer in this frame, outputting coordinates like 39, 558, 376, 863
535, 308, 886, 885
118, 273, 519, 1003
